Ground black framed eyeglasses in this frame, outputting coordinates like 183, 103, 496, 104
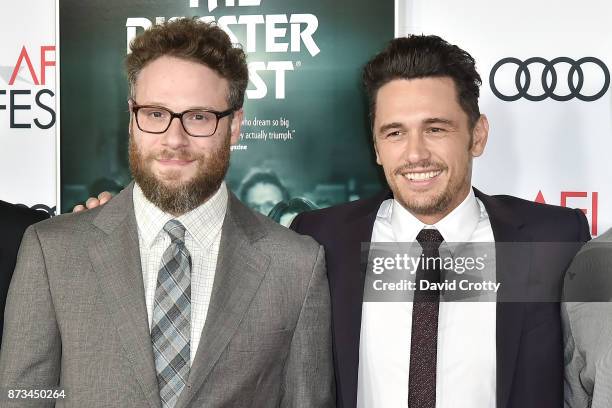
130, 100, 234, 137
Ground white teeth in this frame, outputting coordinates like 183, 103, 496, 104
404, 170, 442, 181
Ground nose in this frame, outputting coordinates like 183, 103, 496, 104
403, 132, 431, 165
161, 116, 190, 148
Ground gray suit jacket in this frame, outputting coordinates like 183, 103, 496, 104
0, 184, 334, 408
563, 228, 612, 408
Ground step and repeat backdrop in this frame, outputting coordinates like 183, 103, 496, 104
0, 1, 57, 215
0, 0, 609, 235
397, 0, 611, 236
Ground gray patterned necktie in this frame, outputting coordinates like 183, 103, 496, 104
151, 219, 192, 408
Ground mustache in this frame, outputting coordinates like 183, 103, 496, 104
128, 131, 199, 162
149, 149, 200, 161
393, 160, 447, 175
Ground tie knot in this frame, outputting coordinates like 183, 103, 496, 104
163, 219, 186, 243
416, 228, 444, 250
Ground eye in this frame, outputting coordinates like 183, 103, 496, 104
385, 130, 402, 138
186, 111, 212, 122
426, 127, 446, 134
139, 108, 168, 120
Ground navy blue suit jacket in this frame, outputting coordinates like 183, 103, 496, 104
291, 188, 591, 408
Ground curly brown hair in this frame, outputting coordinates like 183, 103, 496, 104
125, 18, 249, 110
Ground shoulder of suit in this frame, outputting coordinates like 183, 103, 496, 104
487, 193, 577, 213
0, 200, 49, 229
485, 193, 584, 223
27, 203, 105, 236
294, 193, 383, 226
591, 228, 612, 243
564, 228, 612, 306
572, 227, 612, 258
294, 189, 583, 227
483, 193, 591, 244
249, 208, 321, 252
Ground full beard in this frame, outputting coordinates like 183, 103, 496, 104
128, 131, 230, 216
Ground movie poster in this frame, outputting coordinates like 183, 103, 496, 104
59, 0, 394, 223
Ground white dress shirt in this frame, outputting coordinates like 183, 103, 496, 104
133, 182, 228, 363
357, 188, 497, 408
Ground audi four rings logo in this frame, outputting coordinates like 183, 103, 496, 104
489, 57, 610, 102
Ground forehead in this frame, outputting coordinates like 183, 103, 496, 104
134, 55, 229, 109
374, 77, 467, 125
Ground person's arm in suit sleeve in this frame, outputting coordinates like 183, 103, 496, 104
280, 244, 335, 407
574, 208, 591, 242
289, 212, 305, 234
0, 226, 61, 408
562, 302, 590, 408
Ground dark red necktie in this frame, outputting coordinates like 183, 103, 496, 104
408, 228, 444, 408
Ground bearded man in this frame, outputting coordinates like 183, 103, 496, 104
0, 18, 334, 408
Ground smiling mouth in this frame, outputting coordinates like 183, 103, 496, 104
402, 170, 443, 181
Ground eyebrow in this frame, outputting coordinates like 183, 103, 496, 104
135, 101, 219, 111
378, 117, 458, 134
423, 117, 457, 127
378, 122, 405, 134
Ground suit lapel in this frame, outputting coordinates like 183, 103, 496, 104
176, 194, 270, 408
334, 190, 391, 408
88, 183, 161, 408
475, 189, 531, 408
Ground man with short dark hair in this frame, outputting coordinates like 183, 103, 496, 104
291, 35, 590, 408
0, 18, 334, 408
0, 201, 48, 345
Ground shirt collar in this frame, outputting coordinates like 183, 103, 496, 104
384, 188, 481, 243
133, 181, 228, 249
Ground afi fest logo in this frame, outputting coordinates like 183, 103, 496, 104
126, 0, 320, 100
0, 45, 56, 129
535, 190, 599, 236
